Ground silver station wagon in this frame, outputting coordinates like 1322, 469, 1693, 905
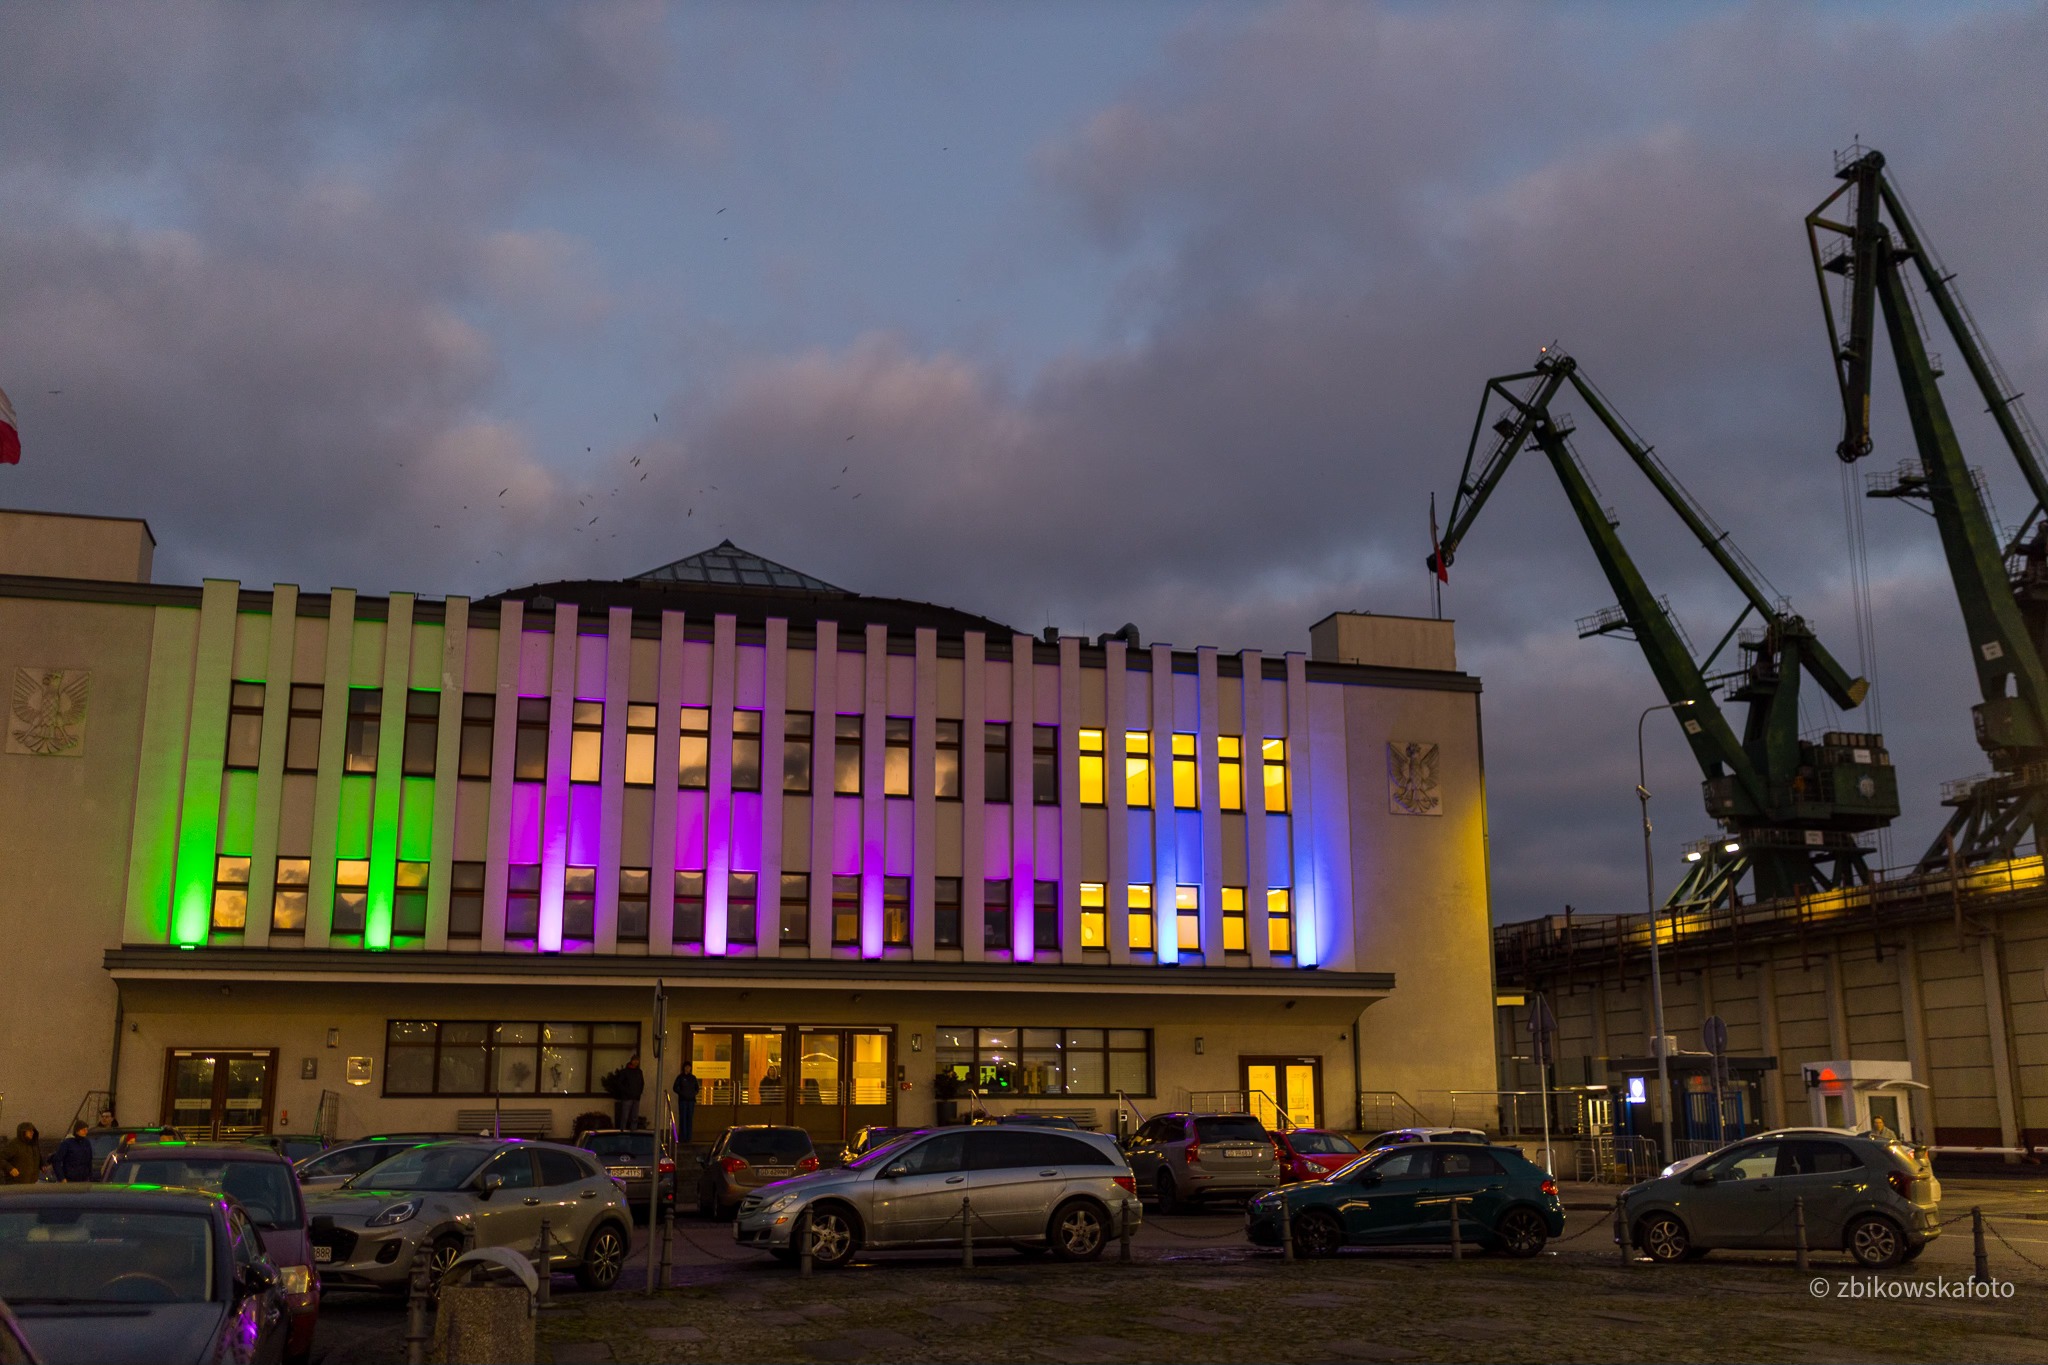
733, 1125, 1140, 1267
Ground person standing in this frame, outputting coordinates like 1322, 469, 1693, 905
51, 1122, 95, 1182
672, 1065, 700, 1144
1, 1123, 41, 1184
616, 1054, 646, 1131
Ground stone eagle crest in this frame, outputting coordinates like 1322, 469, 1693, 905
1387, 740, 1441, 816
9, 668, 92, 757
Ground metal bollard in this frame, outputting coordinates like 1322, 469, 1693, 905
535, 1219, 552, 1309
1972, 1207, 1989, 1284
1280, 1196, 1294, 1261
797, 1207, 814, 1278
962, 1196, 975, 1269
1450, 1196, 1464, 1262
402, 1246, 431, 1365
1794, 1197, 1807, 1272
1614, 1199, 1630, 1266
1118, 1199, 1133, 1264
659, 1207, 673, 1290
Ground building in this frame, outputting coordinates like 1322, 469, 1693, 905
1, 509, 1497, 1146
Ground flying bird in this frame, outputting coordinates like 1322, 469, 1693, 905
717, 207, 726, 215
498, 488, 508, 497
653, 413, 659, 422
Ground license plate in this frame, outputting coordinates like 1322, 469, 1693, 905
313, 1247, 333, 1264
1222, 1145, 1262, 1157
611, 1167, 646, 1179
755, 1167, 790, 1177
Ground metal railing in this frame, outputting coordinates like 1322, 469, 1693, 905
1571, 1134, 1662, 1184
1357, 1091, 1432, 1132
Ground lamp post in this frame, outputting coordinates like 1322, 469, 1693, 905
1637, 699, 1694, 1168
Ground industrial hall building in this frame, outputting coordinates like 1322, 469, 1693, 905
0, 507, 1496, 1148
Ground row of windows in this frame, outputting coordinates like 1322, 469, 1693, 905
223, 683, 1290, 811
213, 852, 1294, 954
934, 1025, 1151, 1098
383, 1019, 641, 1097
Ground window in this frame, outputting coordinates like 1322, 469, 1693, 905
1125, 732, 1152, 808
832, 876, 861, 945
983, 879, 1009, 951
448, 861, 484, 938
211, 855, 250, 931
513, 698, 549, 781
383, 1019, 640, 1097
272, 857, 309, 933
675, 871, 705, 944
535, 1147, 591, 1188
624, 704, 656, 786
1267, 887, 1294, 954
618, 868, 650, 942
783, 713, 813, 792
779, 873, 809, 943
1171, 734, 1197, 808
395, 690, 438, 776
934, 720, 962, 799
884, 876, 910, 946
1175, 886, 1199, 953
1434, 1149, 1504, 1179
884, 718, 911, 797
1128, 884, 1155, 951
731, 711, 762, 792
1222, 886, 1246, 952
1079, 883, 1106, 949
833, 716, 862, 795
564, 866, 596, 939
506, 864, 541, 938
678, 708, 709, 788
1033, 881, 1059, 950
1263, 738, 1289, 813
1078, 729, 1104, 805
344, 690, 381, 774
1033, 725, 1058, 804
334, 859, 370, 935
458, 694, 494, 778
285, 685, 323, 772
1704, 1143, 1780, 1183
984, 723, 1010, 802
1783, 1140, 1861, 1175
395, 861, 429, 937
727, 872, 757, 944
225, 682, 264, 770
934, 1025, 1150, 1098
934, 876, 962, 948
570, 702, 603, 783
1218, 735, 1243, 812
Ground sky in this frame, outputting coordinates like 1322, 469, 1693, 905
4, 1, 2047, 924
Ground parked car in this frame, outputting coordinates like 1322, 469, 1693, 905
1248, 1142, 1563, 1258
576, 1130, 675, 1218
839, 1126, 914, 1165
1360, 1127, 1489, 1150
105, 1143, 318, 1365
733, 1124, 1140, 1267
292, 1138, 450, 1194
305, 1140, 631, 1291
1272, 1128, 1362, 1182
697, 1127, 820, 1219
982, 1115, 1084, 1130
85, 1127, 175, 1177
0, 1184, 292, 1365
1123, 1113, 1281, 1213
1620, 1131, 1941, 1268
242, 1135, 329, 1164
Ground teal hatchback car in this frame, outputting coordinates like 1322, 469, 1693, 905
1247, 1143, 1563, 1258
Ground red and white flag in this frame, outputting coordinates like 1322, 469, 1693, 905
0, 388, 18, 465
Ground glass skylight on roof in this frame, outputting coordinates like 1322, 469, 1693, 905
634, 540, 844, 593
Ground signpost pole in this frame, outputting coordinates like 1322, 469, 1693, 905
1529, 993, 1557, 1177
1702, 1015, 1729, 1147
646, 979, 667, 1293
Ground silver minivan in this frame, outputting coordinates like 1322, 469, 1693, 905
732, 1125, 1139, 1267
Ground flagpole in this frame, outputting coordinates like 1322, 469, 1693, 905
1430, 494, 1443, 621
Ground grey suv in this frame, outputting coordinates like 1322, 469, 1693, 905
1620, 1131, 1941, 1268
732, 1125, 1140, 1267
1124, 1113, 1281, 1213
306, 1139, 633, 1290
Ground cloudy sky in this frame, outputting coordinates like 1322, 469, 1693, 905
5, 2, 2047, 923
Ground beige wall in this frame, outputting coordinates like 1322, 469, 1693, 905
0, 510, 153, 583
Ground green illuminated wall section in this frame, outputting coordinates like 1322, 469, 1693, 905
399, 778, 435, 862
217, 770, 259, 857
336, 777, 373, 858
170, 581, 240, 948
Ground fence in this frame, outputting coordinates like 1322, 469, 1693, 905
1572, 1134, 1663, 1184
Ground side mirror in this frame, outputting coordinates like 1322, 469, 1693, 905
1684, 1170, 1713, 1186
878, 1164, 909, 1181
477, 1173, 506, 1200
236, 1262, 277, 1298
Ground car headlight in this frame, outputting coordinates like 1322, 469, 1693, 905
278, 1264, 313, 1296
764, 1192, 801, 1214
366, 1199, 421, 1228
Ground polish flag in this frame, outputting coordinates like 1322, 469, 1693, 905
0, 388, 17, 465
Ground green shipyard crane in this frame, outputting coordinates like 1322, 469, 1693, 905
1809, 146, 2048, 869
1428, 349, 1899, 909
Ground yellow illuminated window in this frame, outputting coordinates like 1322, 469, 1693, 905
1222, 886, 1246, 952
1078, 729, 1105, 806
570, 701, 603, 782
211, 856, 250, 931
1175, 885, 1200, 951
624, 703, 657, 786
1125, 732, 1152, 808
678, 708, 709, 789
1263, 738, 1289, 813
334, 859, 370, 936
1172, 734, 1198, 809
1218, 736, 1243, 811
1268, 887, 1294, 954
1079, 882, 1106, 948
1127, 884, 1154, 951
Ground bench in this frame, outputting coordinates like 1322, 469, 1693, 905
454, 1108, 554, 1138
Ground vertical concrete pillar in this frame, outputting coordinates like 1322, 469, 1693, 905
306, 588, 357, 949
1896, 936, 1938, 1140
808, 622, 838, 956
245, 584, 300, 950
1149, 644, 1176, 964
912, 627, 939, 959
1241, 650, 1270, 969
1980, 931, 2023, 1153
960, 631, 986, 961
757, 618, 788, 959
1196, 647, 1223, 961
423, 596, 467, 952
537, 601, 578, 953
1058, 636, 1082, 962
594, 607, 632, 953
1758, 959, 1786, 1129
648, 611, 686, 952
363, 592, 415, 950
168, 579, 242, 948
1283, 652, 1318, 967
1010, 633, 1036, 960
1103, 640, 1130, 964
704, 613, 737, 954
862, 624, 888, 957
480, 600, 523, 953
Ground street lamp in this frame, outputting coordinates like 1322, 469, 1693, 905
1637, 698, 1695, 1167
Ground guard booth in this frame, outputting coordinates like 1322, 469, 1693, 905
1607, 1052, 1777, 1157
1800, 1059, 1925, 1142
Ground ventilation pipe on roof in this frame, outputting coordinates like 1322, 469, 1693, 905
1094, 623, 1141, 649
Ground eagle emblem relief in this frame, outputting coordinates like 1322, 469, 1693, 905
1387, 740, 1441, 816
9, 668, 92, 757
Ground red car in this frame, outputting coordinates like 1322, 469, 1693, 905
1273, 1128, 1362, 1181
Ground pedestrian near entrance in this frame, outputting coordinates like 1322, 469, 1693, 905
2, 1123, 41, 1184
604, 1054, 646, 1130
50, 1123, 94, 1182
673, 1065, 700, 1143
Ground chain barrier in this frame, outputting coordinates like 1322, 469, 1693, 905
1985, 1218, 2048, 1273
669, 1220, 775, 1264
1138, 1214, 1254, 1243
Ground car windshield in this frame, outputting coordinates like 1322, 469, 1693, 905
112, 1159, 301, 1230
304, 1144, 409, 1179
1288, 1131, 1359, 1156
1193, 1117, 1269, 1143
0, 1207, 215, 1305
726, 1130, 812, 1162
844, 1133, 923, 1171
582, 1134, 653, 1160
346, 1145, 492, 1191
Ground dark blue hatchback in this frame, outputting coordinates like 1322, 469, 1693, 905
1246, 1142, 1565, 1258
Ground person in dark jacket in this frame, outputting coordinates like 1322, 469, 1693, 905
50, 1122, 94, 1182
1, 1123, 41, 1184
672, 1065, 701, 1143
613, 1055, 645, 1130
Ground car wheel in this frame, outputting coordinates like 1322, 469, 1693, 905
1846, 1215, 1906, 1269
1494, 1207, 1548, 1258
1638, 1213, 1690, 1263
1050, 1199, 1108, 1261
1293, 1208, 1343, 1260
574, 1223, 629, 1291
805, 1204, 860, 1269
1156, 1172, 1182, 1216
425, 1235, 465, 1288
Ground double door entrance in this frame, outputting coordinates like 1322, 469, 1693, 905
1243, 1056, 1321, 1130
688, 1026, 894, 1144
161, 1049, 277, 1139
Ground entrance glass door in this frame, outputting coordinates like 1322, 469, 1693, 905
736, 1031, 785, 1127
685, 1026, 895, 1145
161, 1050, 276, 1139
691, 1032, 738, 1135
1242, 1056, 1320, 1129
796, 1032, 843, 1139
